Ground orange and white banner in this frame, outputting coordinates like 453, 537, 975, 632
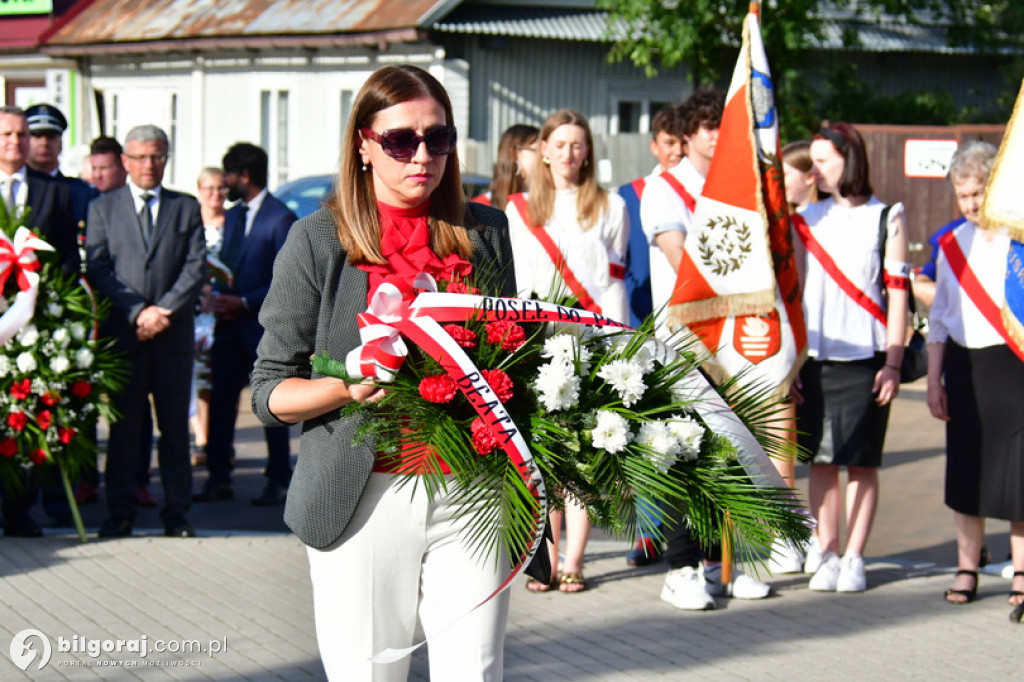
669, 9, 806, 394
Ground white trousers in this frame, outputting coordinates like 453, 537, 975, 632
307, 473, 511, 681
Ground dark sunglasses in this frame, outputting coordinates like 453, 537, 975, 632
360, 126, 457, 159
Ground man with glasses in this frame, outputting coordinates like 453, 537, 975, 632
194, 142, 296, 506
86, 124, 206, 538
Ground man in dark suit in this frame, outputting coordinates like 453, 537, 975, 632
0, 105, 81, 537
86, 124, 206, 538
194, 143, 295, 505
25, 103, 100, 235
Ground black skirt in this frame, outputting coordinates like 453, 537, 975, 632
944, 341, 1024, 521
797, 354, 890, 467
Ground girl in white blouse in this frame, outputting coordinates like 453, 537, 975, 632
794, 122, 909, 594
506, 109, 628, 592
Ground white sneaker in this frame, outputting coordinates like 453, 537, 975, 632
808, 551, 841, 591
768, 537, 805, 574
703, 564, 771, 599
803, 536, 823, 574
836, 553, 867, 592
661, 566, 716, 610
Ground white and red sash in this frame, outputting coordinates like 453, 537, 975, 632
939, 230, 1024, 362
508, 193, 622, 314
792, 214, 887, 326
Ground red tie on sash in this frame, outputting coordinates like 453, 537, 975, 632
509, 193, 605, 314
791, 215, 888, 326
939, 231, 1024, 362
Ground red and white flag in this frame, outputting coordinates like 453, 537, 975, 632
669, 8, 806, 393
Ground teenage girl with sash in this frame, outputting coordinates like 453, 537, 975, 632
474, 124, 539, 211
925, 140, 1024, 608
793, 121, 910, 593
505, 108, 628, 592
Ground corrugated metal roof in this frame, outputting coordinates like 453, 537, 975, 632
44, 0, 443, 45
431, 6, 973, 55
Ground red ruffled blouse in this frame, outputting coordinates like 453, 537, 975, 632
357, 200, 473, 474
358, 200, 472, 306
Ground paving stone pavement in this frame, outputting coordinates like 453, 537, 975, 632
1, 382, 1021, 680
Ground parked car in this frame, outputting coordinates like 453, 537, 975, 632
275, 172, 492, 219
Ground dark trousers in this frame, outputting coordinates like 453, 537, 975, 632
662, 504, 722, 569
105, 343, 193, 524
205, 331, 291, 489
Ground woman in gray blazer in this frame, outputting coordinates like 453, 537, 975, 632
251, 65, 516, 681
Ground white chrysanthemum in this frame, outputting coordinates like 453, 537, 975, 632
75, 347, 94, 369
32, 377, 46, 393
0, 355, 10, 377
636, 421, 681, 474
17, 351, 37, 373
590, 409, 633, 454
51, 328, 70, 347
17, 325, 39, 347
596, 359, 646, 407
534, 362, 580, 412
542, 334, 577, 362
666, 414, 705, 462
634, 340, 658, 374
47, 302, 64, 318
51, 355, 71, 374
70, 322, 87, 341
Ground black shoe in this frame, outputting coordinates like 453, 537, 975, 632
251, 481, 287, 506
4, 517, 43, 538
97, 518, 133, 538
192, 484, 234, 503
164, 517, 196, 538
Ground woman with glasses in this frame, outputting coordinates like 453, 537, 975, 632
505, 109, 628, 593
474, 123, 540, 210
250, 64, 517, 680
190, 167, 228, 466
792, 122, 910, 594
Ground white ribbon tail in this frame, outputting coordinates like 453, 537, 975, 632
0, 272, 41, 346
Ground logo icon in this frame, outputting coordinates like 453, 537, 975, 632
10, 629, 52, 671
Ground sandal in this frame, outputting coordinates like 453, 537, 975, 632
525, 576, 557, 593
1009, 571, 1024, 606
944, 569, 978, 605
558, 571, 587, 593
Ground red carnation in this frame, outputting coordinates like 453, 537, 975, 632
40, 391, 60, 407
0, 438, 17, 458
470, 417, 497, 455
36, 410, 52, 431
71, 381, 92, 398
29, 448, 47, 465
10, 378, 32, 400
446, 281, 468, 294
7, 411, 28, 431
444, 324, 478, 349
485, 320, 526, 352
58, 427, 76, 444
481, 369, 514, 402
419, 374, 458, 404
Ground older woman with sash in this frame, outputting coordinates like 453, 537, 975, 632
505, 109, 628, 592
926, 140, 1024, 608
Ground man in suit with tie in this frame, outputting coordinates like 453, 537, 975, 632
86, 124, 206, 538
0, 106, 81, 537
194, 143, 295, 505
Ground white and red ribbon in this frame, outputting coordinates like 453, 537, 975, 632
0, 227, 55, 346
350, 273, 796, 663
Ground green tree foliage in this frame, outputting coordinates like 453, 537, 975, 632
599, 1, 1023, 140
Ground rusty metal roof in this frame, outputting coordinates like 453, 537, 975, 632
42, 0, 446, 53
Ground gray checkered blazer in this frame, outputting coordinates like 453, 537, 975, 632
251, 203, 517, 549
